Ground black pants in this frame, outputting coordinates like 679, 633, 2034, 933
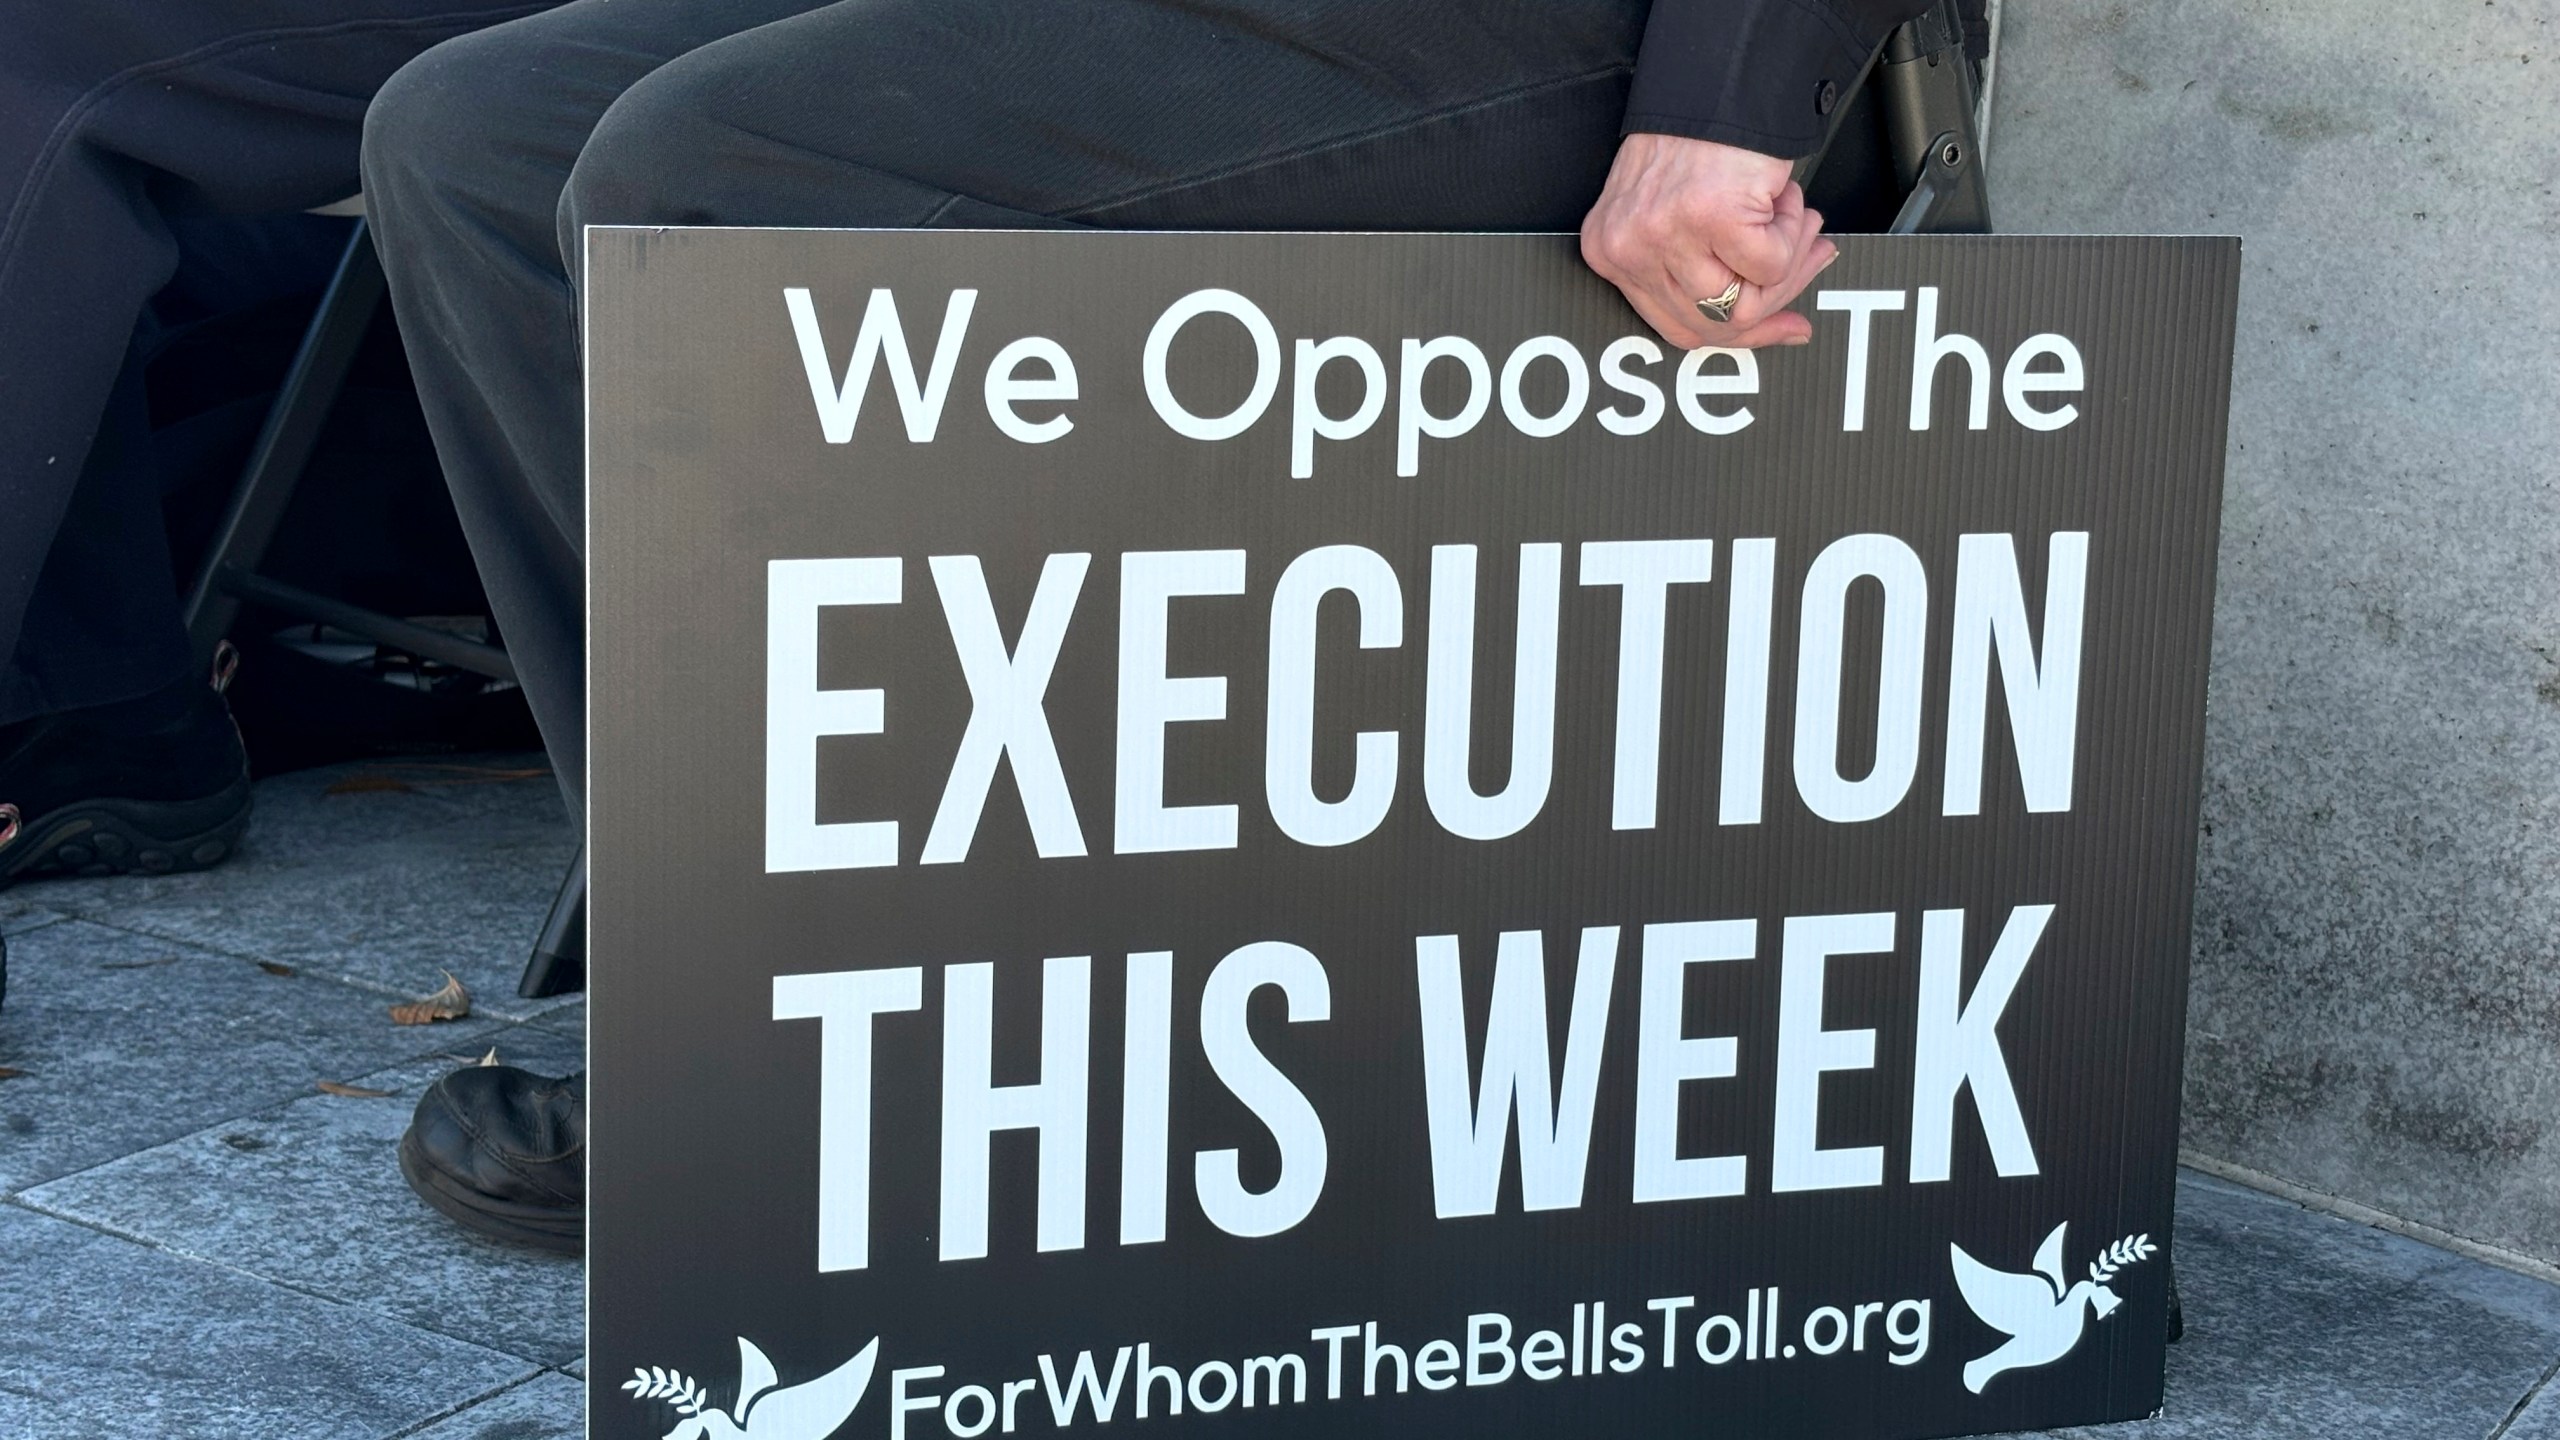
362, 0, 1654, 826
0, 0, 556, 726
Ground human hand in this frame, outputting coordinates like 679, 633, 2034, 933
1580, 132, 1839, 350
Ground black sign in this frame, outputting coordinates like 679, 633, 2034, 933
586, 230, 2238, 1440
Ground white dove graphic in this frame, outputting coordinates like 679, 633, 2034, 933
627, 1336, 878, 1440
1950, 1223, 2150, 1394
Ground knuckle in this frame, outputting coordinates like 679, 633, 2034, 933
1677, 193, 1729, 231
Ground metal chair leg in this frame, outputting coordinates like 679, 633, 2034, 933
181, 220, 388, 665
518, 844, 586, 999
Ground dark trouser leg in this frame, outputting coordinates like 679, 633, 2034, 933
376, 0, 1648, 820
9, 326, 184, 723
361, 0, 837, 825
0, 0, 556, 725
378, 0, 1649, 1244
559, 1, 1646, 237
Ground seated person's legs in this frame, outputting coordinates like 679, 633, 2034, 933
381, 0, 1647, 823
362, 0, 842, 1252
558, 0, 1646, 238
367, 0, 1651, 1250
362, 0, 841, 834
0, 378, 247, 886
374, 0, 1883, 1252
0, 0, 561, 889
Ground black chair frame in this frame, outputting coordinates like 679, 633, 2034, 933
178, 218, 585, 1000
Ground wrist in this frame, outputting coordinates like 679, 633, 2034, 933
1620, 131, 1793, 190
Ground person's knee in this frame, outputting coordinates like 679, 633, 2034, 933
560, 50, 969, 250
359, 27, 543, 228
555, 72, 722, 241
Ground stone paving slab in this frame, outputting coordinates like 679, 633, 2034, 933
0, 1203, 534, 1440
396, 756, 574, 833
2032, 1174, 2560, 1440
2507, 1381, 2560, 1440
527, 997, 584, 1040
23, 1027, 585, 1368
400, 1370, 585, 1440
0, 919, 510, 1194
13, 760, 577, 1023
1, 893, 61, 936
18, 761, 509, 891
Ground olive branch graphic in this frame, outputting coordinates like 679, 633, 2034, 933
2087, 1233, 2158, 1284
622, 1365, 711, 1417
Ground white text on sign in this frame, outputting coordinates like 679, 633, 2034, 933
783, 285, 2086, 478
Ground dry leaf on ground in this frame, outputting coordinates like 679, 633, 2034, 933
398, 762, 552, 787
390, 970, 472, 1025
0, 1066, 26, 1080
326, 762, 548, 796
477, 1047, 500, 1067
256, 961, 295, 977
315, 1080, 394, 1098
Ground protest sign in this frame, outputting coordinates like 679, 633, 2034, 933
586, 228, 2238, 1440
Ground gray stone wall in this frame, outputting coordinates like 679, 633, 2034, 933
1989, 0, 2560, 1260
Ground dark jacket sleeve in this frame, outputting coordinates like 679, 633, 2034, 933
1624, 0, 1936, 158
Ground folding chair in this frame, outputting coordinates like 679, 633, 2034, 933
178, 216, 587, 999
1802, 0, 1996, 236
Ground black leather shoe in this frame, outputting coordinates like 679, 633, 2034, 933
399, 1065, 585, 1254
0, 678, 251, 885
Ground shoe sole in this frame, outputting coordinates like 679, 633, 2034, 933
0, 778, 252, 883
398, 1131, 584, 1255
